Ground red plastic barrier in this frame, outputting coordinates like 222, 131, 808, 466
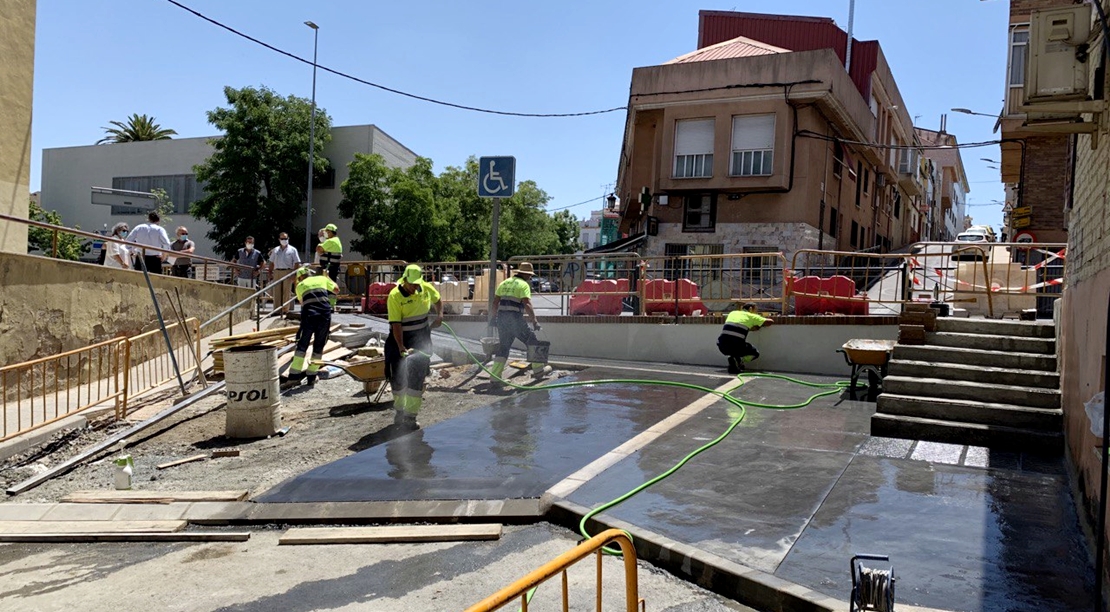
643, 279, 708, 316
569, 279, 627, 315
361, 281, 394, 315
793, 276, 826, 316
792, 275, 869, 315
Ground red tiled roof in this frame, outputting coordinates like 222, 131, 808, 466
666, 35, 788, 64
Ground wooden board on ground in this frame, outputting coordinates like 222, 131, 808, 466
278, 523, 503, 545
61, 490, 249, 504
156, 454, 208, 470
0, 532, 251, 543
0, 520, 186, 534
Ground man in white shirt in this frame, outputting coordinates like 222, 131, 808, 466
127, 211, 172, 274
268, 231, 301, 315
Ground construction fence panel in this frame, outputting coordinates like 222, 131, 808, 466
508, 253, 643, 317
119, 317, 202, 418
413, 261, 510, 316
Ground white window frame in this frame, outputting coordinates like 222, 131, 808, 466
1009, 26, 1029, 87
729, 114, 775, 177
674, 119, 715, 179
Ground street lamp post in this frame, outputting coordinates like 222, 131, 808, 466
303, 20, 320, 259
950, 107, 997, 118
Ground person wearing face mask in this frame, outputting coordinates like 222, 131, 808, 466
128, 211, 172, 274
268, 232, 301, 315
231, 236, 263, 289
170, 226, 195, 278
315, 224, 343, 280
103, 223, 132, 270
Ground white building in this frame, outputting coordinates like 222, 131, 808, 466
579, 210, 604, 251
39, 124, 417, 259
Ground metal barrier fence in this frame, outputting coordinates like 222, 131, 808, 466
465, 529, 641, 612
0, 318, 201, 442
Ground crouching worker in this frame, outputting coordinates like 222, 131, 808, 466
489, 262, 549, 387
718, 302, 774, 374
386, 265, 443, 430
284, 267, 338, 386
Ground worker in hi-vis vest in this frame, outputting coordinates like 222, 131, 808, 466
717, 302, 774, 374
316, 223, 343, 280
385, 264, 443, 430
489, 262, 549, 387
283, 267, 338, 386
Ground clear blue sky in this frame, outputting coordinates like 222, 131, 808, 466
30, 0, 1009, 231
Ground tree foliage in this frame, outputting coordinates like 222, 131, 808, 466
191, 86, 331, 258
96, 113, 177, 144
28, 200, 89, 261
339, 155, 579, 263
150, 188, 174, 224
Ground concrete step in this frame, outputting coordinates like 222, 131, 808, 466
876, 393, 1062, 430
887, 360, 1060, 390
925, 332, 1056, 355
870, 413, 1062, 453
883, 376, 1060, 409
935, 318, 1055, 339
892, 344, 1057, 372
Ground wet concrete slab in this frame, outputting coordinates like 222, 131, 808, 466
256, 368, 726, 503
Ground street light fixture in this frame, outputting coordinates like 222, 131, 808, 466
951, 107, 996, 118
981, 158, 1000, 164
303, 20, 320, 259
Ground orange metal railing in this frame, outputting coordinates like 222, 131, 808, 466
465, 529, 642, 612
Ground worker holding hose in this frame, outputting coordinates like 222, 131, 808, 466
717, 302, 773, 374
283, 267, 338, 386
386, 264, 443, 430
489, 262, 549, 388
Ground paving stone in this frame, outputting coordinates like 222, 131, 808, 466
0, 504, 54, 521
40, 503, 122, 521
111, 502, 191, 522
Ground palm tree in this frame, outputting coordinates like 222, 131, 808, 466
96, 114, 178, 144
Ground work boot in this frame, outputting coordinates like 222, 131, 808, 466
398, 413, 420, 431
531, 364, 552, 379
306, 375, 317, 387
281, 371, 306, 386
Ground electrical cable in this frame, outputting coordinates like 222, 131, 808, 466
164, 0, 626, 118
797, 129, 1005, 151
546, 195, 605, 212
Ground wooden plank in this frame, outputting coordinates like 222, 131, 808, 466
0, 531, 251, 543
0, 520, 186, 534
210, 449, 240, 458
278, 523, 503, 545
214, 326, 300, 343
155, 454, 208, 470
61, 490, 250, 504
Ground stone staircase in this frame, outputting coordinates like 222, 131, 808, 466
872, 317, 1062, 452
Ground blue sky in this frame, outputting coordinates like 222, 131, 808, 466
30, 0, 1009, 231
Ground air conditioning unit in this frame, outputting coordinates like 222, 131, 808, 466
1025, 4, 1091, 104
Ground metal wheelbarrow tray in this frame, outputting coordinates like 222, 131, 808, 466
311, 357, 390, 403
837, 339, 896, 401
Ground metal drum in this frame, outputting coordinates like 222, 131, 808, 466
223, 346, 282, 438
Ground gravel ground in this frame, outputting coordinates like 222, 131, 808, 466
0, 363, 573, 503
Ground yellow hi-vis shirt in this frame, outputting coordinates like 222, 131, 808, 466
295, 275, 339, 314
387, 281, 441, 332
319, 236, 343, 268
721, 309, 767, 341
495, 276, 532, 314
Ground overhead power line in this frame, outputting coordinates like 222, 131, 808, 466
547, 195, 605, 212
164, 0, 626, 118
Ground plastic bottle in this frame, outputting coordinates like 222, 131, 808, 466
114, 455, 134, 490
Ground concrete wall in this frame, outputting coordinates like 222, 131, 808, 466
0, 0, 34, 255
0, 252, 254, 366
445, 318, 897, 376
39, 124, 417, 260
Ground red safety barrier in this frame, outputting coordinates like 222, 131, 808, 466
569, 279, 628, 316
793, 275, 868, 315
361, 281, 394, 315
643, 279, 709, 316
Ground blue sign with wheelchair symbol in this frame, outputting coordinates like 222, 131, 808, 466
478, 156, 516, 198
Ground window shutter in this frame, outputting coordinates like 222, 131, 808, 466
731, 115, 775, 151
675, 119, 715, 156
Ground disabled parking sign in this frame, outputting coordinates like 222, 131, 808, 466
478, 156, 516, 198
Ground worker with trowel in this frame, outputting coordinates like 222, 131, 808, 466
489, 262, 549, 388
386, 264, 443, 430
717, 302, 774, 374
283, 267, 338, 387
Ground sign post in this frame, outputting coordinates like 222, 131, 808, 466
478, 156, 516, 326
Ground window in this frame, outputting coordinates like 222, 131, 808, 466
664, 243, 724, 282
111, 174, 204, 215
829, 208, 838, 238
683, 194, 716, 232
1010, 28, 1029, 87
833, 142, 844, 179
730, 114, 774, 177
854, 161, 863, 208
863, 168, 870, 194
674, 119, 714, 178
893, 192, 901, 219
850, 220, 859, 247
313, 159, 336, 189
742, 246, 780, 284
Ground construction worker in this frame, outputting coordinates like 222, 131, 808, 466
489, 262, 548, 386
386, 264, 443, 430
283, 267, 338, 387
316, 223, 343, 280
717, 302, 774, 374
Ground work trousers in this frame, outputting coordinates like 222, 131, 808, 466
385, 327, 432, 396
272, 271, 295, 313
717, 334, 760, 371
495, 312, 538, 359
291, 312, 331, 374
134, 255, 164, 274
171, 266, 190, 278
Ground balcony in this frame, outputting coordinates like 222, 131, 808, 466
897, 149, 923, 197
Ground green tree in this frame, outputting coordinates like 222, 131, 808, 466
551, 210, 581, 254
96, 113, 177, 144
27, 200, 89, 260
191, 86, 331, 258
150, 188, 174, 224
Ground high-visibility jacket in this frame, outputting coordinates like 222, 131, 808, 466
720, 309, 767, 342
296, 275, 339, 316
495, 276, 532, 314
319, 236, 343, 269
387, 281, 441, 333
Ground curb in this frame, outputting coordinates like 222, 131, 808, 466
183, 498, 545, 526
0, 414, 91, 463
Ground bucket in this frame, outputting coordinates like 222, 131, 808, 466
481, 337, 500, 359
526, 341, 551, 364
223, 346, 282, 438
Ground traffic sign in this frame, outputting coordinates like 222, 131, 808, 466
1011, 206, 1033, 217
1012, 216, 1032, 229
1014, 230, 1036, 244
478, 156, 516, 198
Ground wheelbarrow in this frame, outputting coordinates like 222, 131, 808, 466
311, 357, 390, 404
836, 339, 896, 401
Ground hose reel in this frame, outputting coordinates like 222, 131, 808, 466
850, 554, 895, 612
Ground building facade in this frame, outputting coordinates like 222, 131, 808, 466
39, 125, 417, 259
616, 11, 947, 264
916, 126, 970, 241
0, 0, 35, 254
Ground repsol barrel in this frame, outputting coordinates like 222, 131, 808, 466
223, 346, 282, 438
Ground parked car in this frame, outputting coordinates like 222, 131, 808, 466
953, 230, 991, 261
